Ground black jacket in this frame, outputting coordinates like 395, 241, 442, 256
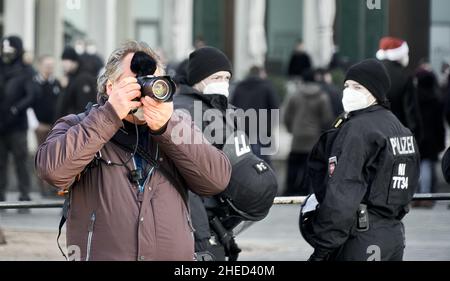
382, 60, 423, 142
230, 76, 280, 143
416, 73, 445, 160
0, 61, 36, 134
32, 75, 62, 125
56, 68, 97, 118
307, 105, 420, 252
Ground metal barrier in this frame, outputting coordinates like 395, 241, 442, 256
1, 193, 450, 210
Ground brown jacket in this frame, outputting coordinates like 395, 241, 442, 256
35, 101, 231, 261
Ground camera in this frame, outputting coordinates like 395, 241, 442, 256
137, 75, 176, 103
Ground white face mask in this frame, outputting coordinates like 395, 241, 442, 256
202, 81, 230, 98
133, 107, 146, 121
342, 88, 373, 113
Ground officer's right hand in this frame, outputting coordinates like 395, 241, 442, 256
108, 77, 142, 120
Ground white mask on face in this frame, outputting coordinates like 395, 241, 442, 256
202, 81, 230, 98
133, 107, 146, 121
342, 88, 373, 113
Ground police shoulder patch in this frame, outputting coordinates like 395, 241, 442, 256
328, 156, 338, 177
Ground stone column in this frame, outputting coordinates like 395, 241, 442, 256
4, 0, 36, 53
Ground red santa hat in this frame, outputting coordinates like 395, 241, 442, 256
376, 37, 409, 62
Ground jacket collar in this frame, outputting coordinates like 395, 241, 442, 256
178, 84, 229, 111
347, 104, 385, 119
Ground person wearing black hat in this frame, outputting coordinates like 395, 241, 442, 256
55, 46, 98, 118
173, 46, 235, 261
301, 59, 420, 261
0, 35, 36, 211
174, 47, 279, 262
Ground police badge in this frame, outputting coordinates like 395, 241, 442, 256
328, 156, 338, 177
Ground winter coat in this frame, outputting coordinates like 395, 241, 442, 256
32, 74, 62, 125
35, 101, 231, 261
306, 105, 420, 256
56, 68, 97, 118
0, 60, 36, 134
230, 76, 280, 144
283, 81, 334, 153
381, 60, 423, 142
416, 71, 445, 160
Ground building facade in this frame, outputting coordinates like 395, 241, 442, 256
0, 0, 449, 79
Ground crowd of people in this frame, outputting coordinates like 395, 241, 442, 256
0, 36, 102, 202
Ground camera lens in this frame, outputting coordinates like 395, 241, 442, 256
152, 79, 170, 100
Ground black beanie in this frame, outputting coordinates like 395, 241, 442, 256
345, 59, 391, 103
62, 46, 80, 62
187, 46, 232, 86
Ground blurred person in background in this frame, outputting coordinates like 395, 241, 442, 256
75, 39, 104, 77
0, 35, 35, 208
56, 46, 98, 118
413, 62, 445, 208
315, 68, 344, 118
440, 61, 450, 126
31, 55, 62, 198
288, 40, 312, 80
230, 65, 280, 165
282, 69, 334, 196
376, 37, 423, 143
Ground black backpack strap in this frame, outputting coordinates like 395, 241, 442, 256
57, 198, 70, 260
56, 102, 98, 260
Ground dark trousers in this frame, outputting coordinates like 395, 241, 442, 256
284, 152, 310, 196
0, 131, 31, 201
332, 218, 405, 261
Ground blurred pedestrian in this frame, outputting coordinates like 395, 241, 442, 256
75, 39, 104, 77
376, 37, 423, 142
0, 35, 35, 208
288, 40, 312, 79
413, 63, 445, 208
56, 46, 98, 118
31, 55, 62, 198
283, 70, 334, 196
315, 68, 344, 117
230, 65, 280, 165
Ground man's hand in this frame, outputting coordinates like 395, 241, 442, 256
141, 96, 173, 132
108, 77, 142, 120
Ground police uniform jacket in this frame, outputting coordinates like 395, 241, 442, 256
307, 105, 420, 252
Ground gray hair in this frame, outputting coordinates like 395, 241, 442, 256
97, 40, 162, 100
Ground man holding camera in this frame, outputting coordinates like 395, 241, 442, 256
35, 41, 231, 261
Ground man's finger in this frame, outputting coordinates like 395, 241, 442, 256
123, 90, 142, 101
129, 101, 142, 109
122, 83, 141, 93
118, 77, 138, 88
144, 96, 160, 107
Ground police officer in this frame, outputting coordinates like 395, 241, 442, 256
303, 59, 420, 261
